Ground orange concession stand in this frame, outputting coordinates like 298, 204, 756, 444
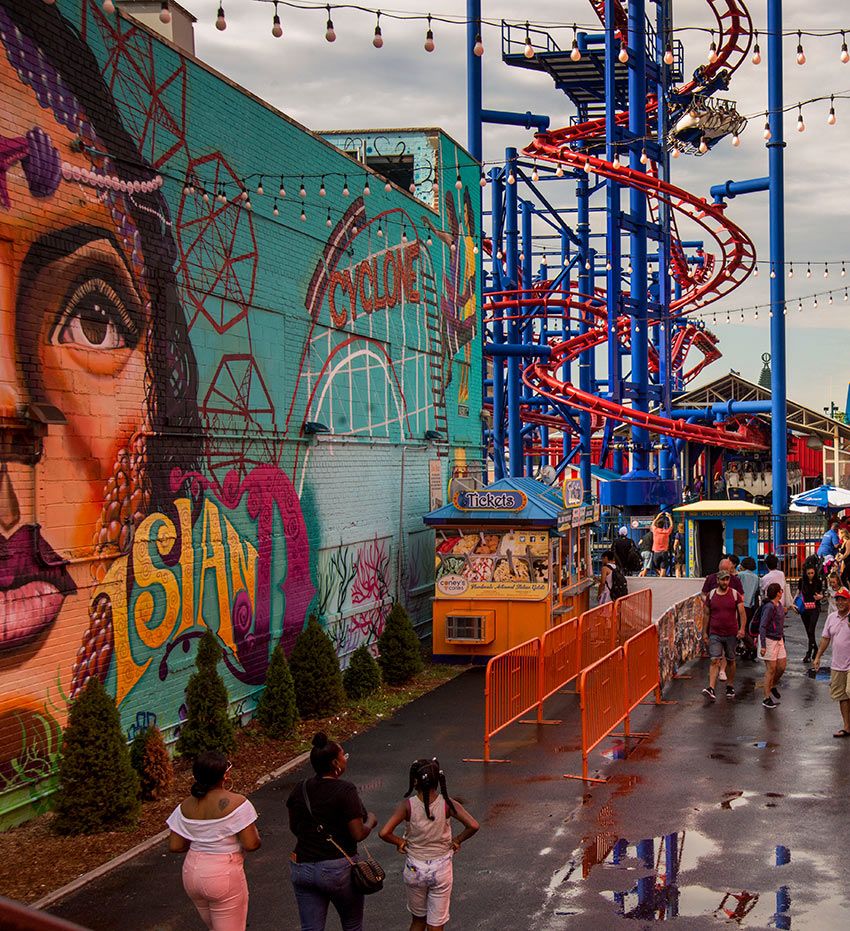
424, 478, 597, 661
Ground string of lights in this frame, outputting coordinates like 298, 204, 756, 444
695, 285, 850, 325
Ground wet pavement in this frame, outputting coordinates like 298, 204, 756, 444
51, 619, 850, 930
625, 576, 704, 620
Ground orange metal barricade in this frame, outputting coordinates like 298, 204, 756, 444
566, 647, 627, 783
578, 602, 616, 669
537, 618, 580, 722
616, 589, 653, 645
624, 624, 662, 716
471, 637, 541, 763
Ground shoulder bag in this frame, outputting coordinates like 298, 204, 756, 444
300, 781, 385, 894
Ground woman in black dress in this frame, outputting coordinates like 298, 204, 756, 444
797, 564, 825, 663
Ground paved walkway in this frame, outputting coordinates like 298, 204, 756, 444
624, 576, 704, 620
51, 620, 850, 930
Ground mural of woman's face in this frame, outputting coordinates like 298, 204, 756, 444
0, 46, 150, 718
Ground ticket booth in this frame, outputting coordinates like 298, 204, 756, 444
424, 478, 597, 661
674, 500, 769, 577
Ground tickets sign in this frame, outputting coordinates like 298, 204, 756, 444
452, 489, 527, 512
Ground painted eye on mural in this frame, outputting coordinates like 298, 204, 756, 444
52, 276, 140, 351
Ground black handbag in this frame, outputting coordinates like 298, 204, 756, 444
300, 781, 385, 894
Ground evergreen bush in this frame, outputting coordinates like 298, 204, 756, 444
255, 643, 298, 738
130, 725, 173, 801
377, 602, 424, 685
54, 679, 140, 834
289, 616, 345, 719
343, 645, 382, 700
176, 630, 236, 758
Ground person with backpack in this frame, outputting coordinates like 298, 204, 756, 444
737, 557, 760, 661
379, 758, 479, 931
598, 550, 628, 604
701, 570, 747, 702
614, 527, 642, 575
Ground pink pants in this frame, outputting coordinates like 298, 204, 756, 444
182, 850, 248, 931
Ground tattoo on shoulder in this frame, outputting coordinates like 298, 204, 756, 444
218, 798, 229, 812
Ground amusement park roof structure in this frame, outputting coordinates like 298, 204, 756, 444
671, 373, 850, 445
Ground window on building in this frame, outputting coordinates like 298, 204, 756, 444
365, 154, 415, 193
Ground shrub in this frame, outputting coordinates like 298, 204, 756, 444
377, 602, 424, 685
54, 679, 140, 834
289, 616, 345, 719
343, 645, 382, 700
176, 630, 236, 758
130, 725, 173, 801
255, 643, 298, 738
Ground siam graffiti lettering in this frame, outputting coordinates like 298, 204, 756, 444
329, 240, 421, 327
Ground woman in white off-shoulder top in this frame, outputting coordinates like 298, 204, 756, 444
167, 751, 261, 931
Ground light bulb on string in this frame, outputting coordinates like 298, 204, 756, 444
612, 154, 621, 169
278, 177, 286, 197
754, 264, 759, 277
796, 32, 806, 66
788, 262, 794, 278
585, 260, 591, 271
300, 206, 307, 222
272, 199, 279, 217
215, 4, 226, 30
829, 292, 834, 305
783, 303, 788, 316
319, 178, 326, 197
524, 22, 534, 59
708, 31, 718, 64
797, 106, 805, 133
752, 31, 761, 64
763, 114, 771, 141
671, 147, 680, 159
798, 298, 803, 312
372, 12, 383, 49
541, 254, 548, 266
640, 148, 648, 165
754, 309, 759, 320
431, 180, 439, 193
828, 96, 837, 125
427, 234, 433, 247
845, 289, 849, 301
271, 1, 282, 37
618, 40, 629, 64
843, 262, 847, 277
299, 178, 306, 198
401, 224, 408, 244
531, 163, 539, 182
825, 263, 830, 278
385, 180, 392, 192
740, 310, 745, 322
479, 173, 488, 188
726, 312, 731, 324
160, 1, 172, 25
570, 25, 581, 62
424, 15, 435, 53
363, 178, 371, 196
342, 176, 349, 197
376, 220, 383, 238
473, 34, 484, 57
664, 43, 674, 66
814, 296, 818, 308
555, 164, 565, 178
454, 173, 462, 190
842, 32, 850, 64
583, 158, 593, 173
507, 171, 516, 185
240, 186, 248, 202
473, 242, 479, 255
103, 0, 115, 13
770, 265, 776, 279
699, 137, 708, 153
217, 187, 227, 205
732, 133, 740, 147
325, 5, 336, 42
245, 197, 253, 211
409, 181, 416, 193
326, 210, 332, 228
806, 263, 812, 278
254, 178, 264, 197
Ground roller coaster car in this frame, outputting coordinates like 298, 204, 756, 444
667, 94, 747, 157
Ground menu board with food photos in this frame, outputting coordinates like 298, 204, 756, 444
434, 529, 551, 600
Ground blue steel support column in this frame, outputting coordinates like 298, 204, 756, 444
577, 169, 593, 501
605, 0, 622, 406
466, 0, 482, 163
561, 229, 573, 463
504, 148, 522, 476
491, 169, 506, 478
768, 0, 788, 543
628, 0, 650, 472
521, 200, 535, 476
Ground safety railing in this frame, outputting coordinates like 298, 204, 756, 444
537, 618, 580, 722
616, 588, 653, 645
567, 648, 628, 783
566, 624, 670, 783
469, 638, 541, 763
578, 602, 616, 668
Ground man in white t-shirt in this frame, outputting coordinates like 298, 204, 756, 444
813, 587, 850, 738
759, 553, 791, 609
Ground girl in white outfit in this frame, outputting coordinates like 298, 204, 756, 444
379, 759, 479, 931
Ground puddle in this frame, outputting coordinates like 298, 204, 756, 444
720, 790, 750, 810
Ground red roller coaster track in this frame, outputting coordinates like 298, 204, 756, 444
489, 0, 766, 452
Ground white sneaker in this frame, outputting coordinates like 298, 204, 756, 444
718, 668, 728, 681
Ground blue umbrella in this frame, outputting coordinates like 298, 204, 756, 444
789, 485, 850, 512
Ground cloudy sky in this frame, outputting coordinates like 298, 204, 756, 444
184, 0, 849, 411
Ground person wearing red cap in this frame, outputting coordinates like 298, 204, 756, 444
813, 587, 850, 738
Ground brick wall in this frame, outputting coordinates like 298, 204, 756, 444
0, 0, 481, 825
